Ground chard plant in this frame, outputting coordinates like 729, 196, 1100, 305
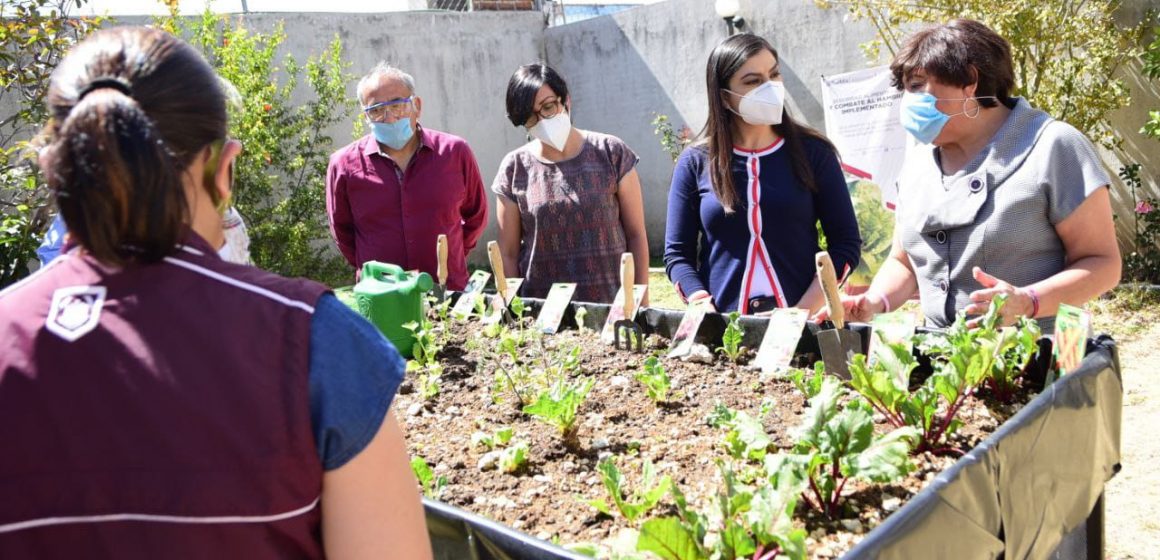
849, 295, 1041, 453
766, 376, 917, 520
404, 315, 445, 402
524, 376, 595, 448
410, 456, 447, 499
634, 463, 806, 560
717, 311, 746, 363
635, 355, 672, 404
584, 457, 672, 524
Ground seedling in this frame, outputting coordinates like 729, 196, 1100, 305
717, 311, 746, 363
471, 426, 516, 450
410, 456, 447, 499
499, 441, 530, 474
634, 355, 671, 404
787, 361, 826, 399
524, 376, 595, 448
584, 457, 672, 523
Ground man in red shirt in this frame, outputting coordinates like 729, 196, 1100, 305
326, 62, 488, 289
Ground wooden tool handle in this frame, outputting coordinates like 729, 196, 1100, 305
487, 241, 507, 301
621, 252, 635, 318
436, 234, 448, 287
815, 251, 845, 329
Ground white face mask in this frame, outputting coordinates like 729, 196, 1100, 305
530, 111, 572, 151
725, 81, 785, 126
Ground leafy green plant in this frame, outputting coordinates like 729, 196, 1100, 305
584, 457, 672, 524
472, 426, 516, 450
634, 463, 806, 560
1141, 23, 1160, 139
157, 3, 355, 285
717, 311, 746, 363
718, 409, 773, 462
499, 441, 530, 474
410, 456, 447, 498
816, 0, 1150, 149
524, 376, 595, 447
766, 376, 916, 519
651, 113, 695, 163
849, 295, 1040, 453
787, 362, 827, 400
635, 355, 672, 404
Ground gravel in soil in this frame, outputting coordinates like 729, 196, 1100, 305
398, 318, 1035, 557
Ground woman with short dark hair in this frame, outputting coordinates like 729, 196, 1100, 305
0, 26, 431, 559
834, 19, 1120, 329
664, 33, 862, 314
493, 63, 649, 304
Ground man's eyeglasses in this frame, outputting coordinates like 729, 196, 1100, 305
525, 97, 564, 127
363, 97, 413, 121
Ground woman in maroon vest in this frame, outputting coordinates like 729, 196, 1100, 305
0, 27, 432, 559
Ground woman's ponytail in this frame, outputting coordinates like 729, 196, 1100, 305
43, 85, 187, 265
39, 26, 228, 266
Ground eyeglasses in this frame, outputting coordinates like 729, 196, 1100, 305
525, 97, 564, 127
363, 97, 413, 121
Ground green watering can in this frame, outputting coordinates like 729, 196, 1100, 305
349, 261, 433, 358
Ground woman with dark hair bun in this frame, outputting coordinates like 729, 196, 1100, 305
664, 33, 862, 314
493, 63, 649, 304
829, 19, 1120, 330
0, 27, 431, 559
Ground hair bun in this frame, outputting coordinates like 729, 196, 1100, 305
78, 77, 133, 100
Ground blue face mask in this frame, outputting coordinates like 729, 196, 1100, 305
899, 91, 950, 144
371, 119, 414, 150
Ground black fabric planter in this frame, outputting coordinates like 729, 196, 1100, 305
422, 296, 1121, 560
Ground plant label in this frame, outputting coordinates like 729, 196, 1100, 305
481, 279, 525, 325
869, 312, 917, 368
1053, 303, 1092, 378
600, 285, 648, 344
667, 299, 711, 358
537, 283, 577, 334
451, 270, 491, 320
751, 308, 808, 377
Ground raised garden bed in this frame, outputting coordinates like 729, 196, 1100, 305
397, 295, 1121, 560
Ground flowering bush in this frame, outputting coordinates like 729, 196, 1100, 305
1121, 163, 1160, 284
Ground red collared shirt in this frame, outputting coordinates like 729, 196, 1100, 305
326, 127, 488, 290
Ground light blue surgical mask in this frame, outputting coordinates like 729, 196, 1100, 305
371, 119, 414, 150
899, 92, 996, 144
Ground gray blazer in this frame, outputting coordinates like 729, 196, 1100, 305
895, 98, 1110, 332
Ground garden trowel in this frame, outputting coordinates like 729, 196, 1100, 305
484, 240, 523, 323
432, 234, 448, 302
815, 251, 859, 379
612, 253, 644, 353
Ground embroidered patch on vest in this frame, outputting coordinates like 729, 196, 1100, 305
45, 286, 107, 342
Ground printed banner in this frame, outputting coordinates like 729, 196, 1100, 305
821, 66, 909, 209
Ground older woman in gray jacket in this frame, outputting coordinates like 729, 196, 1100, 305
834, 19, 1120, 331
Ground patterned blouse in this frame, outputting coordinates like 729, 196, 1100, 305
492, 131, 639, 303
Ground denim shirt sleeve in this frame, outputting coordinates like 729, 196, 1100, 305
308, 293, 405, 471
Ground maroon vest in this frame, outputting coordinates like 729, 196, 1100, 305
0, 235, 329, 559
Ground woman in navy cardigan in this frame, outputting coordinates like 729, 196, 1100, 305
664, 33, 862, 314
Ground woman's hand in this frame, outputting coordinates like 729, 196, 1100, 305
687, 290, 717, 313
964, 267, 1035, 327
810, 292, 882, 324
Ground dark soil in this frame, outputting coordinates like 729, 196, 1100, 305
398, 317, 1035, 558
